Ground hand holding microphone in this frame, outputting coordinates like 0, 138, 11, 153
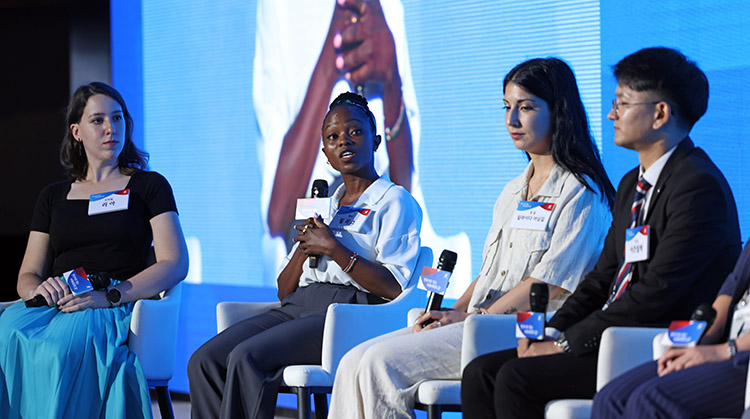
25, 276, 69, 307
515, 282, 549, 341
657, 303, 719, 376
25, 271, 111, 308
420, 250, 458, 328
309, 179, 328, 268
656, 302, 718, 359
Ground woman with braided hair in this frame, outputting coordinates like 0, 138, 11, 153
188, 92, 423, 419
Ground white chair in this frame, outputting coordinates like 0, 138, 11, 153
130, 282, 183, 419
544, 327, 666, 419
410, 310, 518, 419
215, 246, 433, 419
0, 281, 182, 419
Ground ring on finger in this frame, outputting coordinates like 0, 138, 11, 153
302, 225, 309, 234
436, 321, 443, 327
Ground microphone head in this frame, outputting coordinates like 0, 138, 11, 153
529, 282, 549, 313
312, 179, 329, 198
437, 250, 458, 273
691, 302, 716, 326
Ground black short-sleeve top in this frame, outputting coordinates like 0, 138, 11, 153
30, 171, 178, 280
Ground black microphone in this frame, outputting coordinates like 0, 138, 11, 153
691, 302, 716, 340
309, 179, 329, 268
421, 250, 458, 327
529, 282, 549, 313
528, 282, 549, 339
25, 272, 111, 307
311, 179, 328, 199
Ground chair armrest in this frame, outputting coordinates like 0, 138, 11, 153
596, 327, 666, 390
652, 332, 668, 360
407, 307, 424, 327
129, 282, 183, 381
321, 289, 423, 377
461, 314, 518, 371
216, 301, 281, 333
0, 300, 20, 315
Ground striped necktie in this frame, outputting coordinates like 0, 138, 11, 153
605, 176, 652, 307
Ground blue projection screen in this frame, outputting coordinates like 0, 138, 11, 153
111, 0, 750, 396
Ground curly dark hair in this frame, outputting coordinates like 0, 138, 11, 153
61, 82, 148, 180
504, 58, 616, 209
325, 91, 377, 132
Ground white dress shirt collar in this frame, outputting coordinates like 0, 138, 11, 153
331, 176, 393, 209
639, 144, 678, 218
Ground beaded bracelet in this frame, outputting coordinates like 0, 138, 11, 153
342, 252, 358, 273
384, 97, 405, 142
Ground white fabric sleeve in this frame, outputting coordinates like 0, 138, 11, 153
372, 189, 423, 290
529, 181, 611, 292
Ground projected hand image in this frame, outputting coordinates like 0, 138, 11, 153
256, 0, 471, 294
335, 0, 399, 96
335, 0, 413, 192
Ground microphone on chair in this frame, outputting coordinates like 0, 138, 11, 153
308, 179, 329, 269
421, 250, 458, 327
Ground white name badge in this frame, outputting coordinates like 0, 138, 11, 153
295, 197, 333, 220
88, 189, 130, 216
330, 206, 371, 232
624, 225, 649, 263
509, 201, 555, 231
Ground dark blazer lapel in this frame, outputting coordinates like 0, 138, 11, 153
642, 137, 695, 225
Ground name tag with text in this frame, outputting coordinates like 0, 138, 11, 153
661, 320, 707, 347
509, 201, 554, 231
417, 266, 451, 295
330, 206, 371, 232
515, 312, 545, 340
88, 189, 130, 216
625, 225, 649, 263
63, 268, 94, 295
295, 197, 333, 220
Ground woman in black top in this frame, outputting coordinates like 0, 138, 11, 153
0, 82, 188, 418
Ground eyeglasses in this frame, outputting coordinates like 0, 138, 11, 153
611, 100, 660, 116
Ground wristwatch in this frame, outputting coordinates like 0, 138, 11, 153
728, 339, 738, 359
106, 286, 122, 308
554, 332, 571, 353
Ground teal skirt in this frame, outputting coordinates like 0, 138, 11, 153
0, 300, 152, 419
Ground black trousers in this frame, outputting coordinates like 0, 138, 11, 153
461, 347, 598, 419
187, 283, 385, 419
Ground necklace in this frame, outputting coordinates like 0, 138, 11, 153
526, 176, 548, 200
526, 184, 540, 200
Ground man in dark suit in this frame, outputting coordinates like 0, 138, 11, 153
590, 241, 750, 418
461, 47, 742, 419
